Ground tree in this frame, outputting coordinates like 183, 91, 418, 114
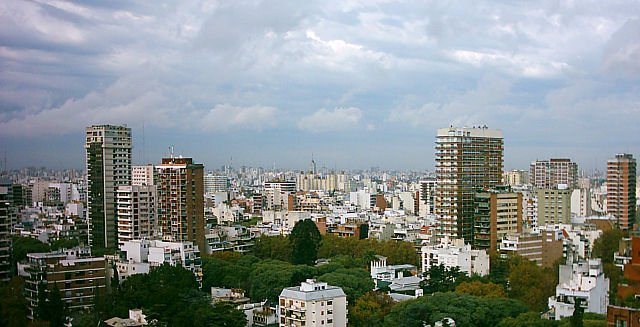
507, 255, 557, 312
253, 235, 291, 262
36, 284, 68, 327
497, 312, 559, 327
12, 236, 50, 263
290, 219, 322, 265
317, 268, 375, 304
359, 224, 369, 240
50, 238, 80, 251
455, 281, 507, 298
0, 277, 29, 327
350, 291, 395, 327
571, 298, 584, 327
591, 229, 624, 264
421, 264, 463, 294
382, 292, 528, 327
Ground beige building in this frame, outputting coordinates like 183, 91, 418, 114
530, 158, 578, 190
473, 187, 523, 251
132, 164, 154, 186
537, 188, 571, 226
279, 279, 347, 327
503, 170, 529, 186
434, 126, 503, 242
117, 185, 157, 246
499, 231, 563, 267
296, 173, 346, 192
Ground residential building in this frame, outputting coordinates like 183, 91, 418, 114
279, 279, 348, 327
530, 158, 578, 190
434, 126, 503, 242
155, 156, 205, 251
419, 179, 436, 216
116, 185, 157, 246
537, 188, 571, 226
607, 154, 637, 229
499, 231, 563, 267
370, 256, 422, 298
607, 236, 640, 327
503, 169, 529, 186
607, 305, 640, 327
85, 125, 132, 248
204, 174, 229, 193
421, 237, 489, 276
22, 247, 107, 319
547, 259, 609, 320
119, 239, 202, 282
0, 185, 16, 281
571, 188, 592, 217
132, 164, 154, 186
473, 187, 523, 251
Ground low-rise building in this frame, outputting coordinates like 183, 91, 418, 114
548, 258, 609, 320
421, 237, 489, 276
119, 239, 202, 283
279, 279, 347, 327
21, 247, 107, 319
499, 231, 563, 267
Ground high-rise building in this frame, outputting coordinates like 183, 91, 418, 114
536, 188, 571, 226
473, 186, 523, 251
434, 126, 503, 242
85, 125, 132, 249
203, 174, 229, 193
530, 158, 578, 189
607, 154, 637, 230
132, 164, 154, 186
0, 184, 16, 282
117, 185, 157, 247
503, 169, 529, 186
155, 157, 205, 251
419, 179, 437, 216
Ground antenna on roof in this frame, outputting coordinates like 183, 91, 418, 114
169, 146, 174, 159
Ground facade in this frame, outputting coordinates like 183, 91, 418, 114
421, 237, 489, 276
116, 185, 157, 246
607, 305, 640, 327
419, 179, 437, 216
119, 239, 202, 282
132, 164, 154, 186
296, 173, 346, 192
537, 188, 571, 226
571, 188, 592, 217
548, 259, 609, 320
279, 279, 348, 327
204, 174, 229, 193
503, 169, 529, 186
473, 187, 523, 251
499, 231, 563, 267
434, 126, 503, 242
530, 159, 578, 190
607, 154, 637, 230
22, 247, 107, 319
155, 157, 205, 251
85, 125, 132, 248
0, 185, 16, 281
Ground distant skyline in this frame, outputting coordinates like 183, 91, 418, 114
1, 1, 639, 171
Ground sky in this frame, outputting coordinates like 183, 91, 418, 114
1, 0, 639, 172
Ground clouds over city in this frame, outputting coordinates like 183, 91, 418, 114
1, 0, 639, 169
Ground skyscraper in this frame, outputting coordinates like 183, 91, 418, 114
607, 154, 637, 230
435, 126, 503, 242
530, 158, 578, 189
155, 156, 205, 251
85, 125, 132, 249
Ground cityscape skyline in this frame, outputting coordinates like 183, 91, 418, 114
1, 1, 639, 171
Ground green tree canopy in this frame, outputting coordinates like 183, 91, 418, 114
349, 291, 395, 327
290, 219, 322, 265
316, 268, 375, 304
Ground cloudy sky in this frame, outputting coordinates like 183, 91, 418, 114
1, 0, 639, 171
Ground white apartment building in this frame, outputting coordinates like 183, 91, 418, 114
279, 279, 347, 327
421, 237, 489, 276
548, 259, 609, 320
132, 164, 154, 186
119, 239, 202, 282
204, 174, 229, 193
116, 185, 157, 247
571, 188, 592, 217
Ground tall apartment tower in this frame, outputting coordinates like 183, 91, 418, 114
132, 164, 154, 186
530, 158, 578, 189
0, 184, 16, 282
155, 157, 205, 251
85, 125, 132, 249
435, 126, 503, 243
116, 185, 157, 247
607, 154, 637, 230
